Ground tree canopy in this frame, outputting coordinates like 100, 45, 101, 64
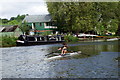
46, 2, 120, 35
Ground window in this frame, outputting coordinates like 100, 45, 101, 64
27, 37, 35, 41
46, 22, 52, 26
40, 23, 42, 26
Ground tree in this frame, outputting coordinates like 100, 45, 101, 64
2, 19, 9, 24
47, 2, 94, 33
10, 17, 15, 21
46, 2, 119, 35
92, 2, 119, 35
8, 20, 19, 25
115, 2, 120, 35
1, 14, 26, 25
19, 21, 31, 35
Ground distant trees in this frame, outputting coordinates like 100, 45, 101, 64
0, 14, 31, 35
46, 2, 120, 35
1, 19, 9, 24
0, 14, 26, 25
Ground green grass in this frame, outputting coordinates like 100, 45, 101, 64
0, 36, 18, 47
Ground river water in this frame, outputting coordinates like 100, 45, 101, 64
1, 40, 120, 78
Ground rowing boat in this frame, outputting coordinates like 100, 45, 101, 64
45, 51, 81, 60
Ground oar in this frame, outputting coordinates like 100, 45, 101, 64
45, 52, 54, 56
45, 50, 60, 56
45, 49, 81, 56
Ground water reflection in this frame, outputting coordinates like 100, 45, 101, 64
1, 41, 119, 78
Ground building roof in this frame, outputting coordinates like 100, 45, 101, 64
0, 27, 5, 32
23, 14, 52, 23
1, 25, 19, 32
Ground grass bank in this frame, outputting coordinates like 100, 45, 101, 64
0, 36, 18, 47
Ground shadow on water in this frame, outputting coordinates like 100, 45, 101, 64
1, 40, 120, 78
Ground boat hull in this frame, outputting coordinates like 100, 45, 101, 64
16, 41, 64, 46
45, 51, 81, 60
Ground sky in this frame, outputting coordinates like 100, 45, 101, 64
0, 0, 49, 19
0, 0, 119, 19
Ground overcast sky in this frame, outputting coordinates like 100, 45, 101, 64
1, 0, 119, 19
0, 0, 49, 19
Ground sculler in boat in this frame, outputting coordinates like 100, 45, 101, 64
45, 43, 82, 60
58, 43, 68, 56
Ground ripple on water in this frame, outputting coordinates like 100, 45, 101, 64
1, 41, 119, 78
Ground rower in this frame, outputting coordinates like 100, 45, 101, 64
58, 43, 68, 56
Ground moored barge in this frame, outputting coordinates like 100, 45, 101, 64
16, 35, 64, 46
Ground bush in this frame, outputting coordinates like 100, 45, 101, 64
0, 36, 18, 47
64, 35, 79, 42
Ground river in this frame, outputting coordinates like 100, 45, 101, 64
1, 40, 120, 78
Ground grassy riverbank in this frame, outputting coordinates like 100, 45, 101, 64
0, 36, 17, 47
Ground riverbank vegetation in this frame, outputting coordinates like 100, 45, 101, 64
64, 35, 79, 42
0, 36, 17, 47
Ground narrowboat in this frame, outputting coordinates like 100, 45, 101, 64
16, 35, 65, 46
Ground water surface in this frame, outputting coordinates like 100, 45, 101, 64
1, 41, 119, 78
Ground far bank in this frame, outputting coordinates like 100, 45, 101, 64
0, 34, 120, 47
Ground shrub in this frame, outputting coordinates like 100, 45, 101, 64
64, 35, 79, 42
0, 36, 18, 47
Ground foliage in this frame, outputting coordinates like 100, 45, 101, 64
115, 2, 120, 36
0, 14, 26, 25
92, 2, 119, 35
7, 20, 19, 25
64, 35, 79, 42
19, 21, 31, 35
0, 36, 17, 47
47, 2, 93, 33
46, 2, 120, 35
1, 19, 9, 24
